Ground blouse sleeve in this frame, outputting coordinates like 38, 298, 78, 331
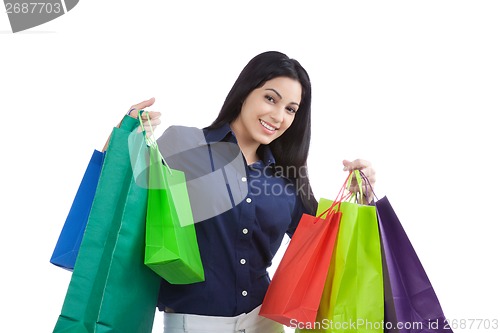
285, 194, 309, 238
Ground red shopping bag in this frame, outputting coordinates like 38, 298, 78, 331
260, 202, 342, 327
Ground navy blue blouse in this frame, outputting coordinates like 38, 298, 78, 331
156, 123, 308, 316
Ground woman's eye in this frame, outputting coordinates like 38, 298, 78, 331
265, 95, 275, 103
287, 107, 297, 114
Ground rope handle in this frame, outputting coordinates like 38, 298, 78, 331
137, 110, 173, 175
315, 170, 358, 221
315, 168, 372, 221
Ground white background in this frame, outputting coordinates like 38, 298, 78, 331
1, 1, 499, 332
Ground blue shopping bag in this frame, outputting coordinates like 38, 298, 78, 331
50, 149, 104, 270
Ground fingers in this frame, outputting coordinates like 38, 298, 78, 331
343, 158, 377, 202
343, 159, 375, 179
126, 98, 161, 137
128, 97, 156, 118
138, 111, 162, 138
343, 159, 371, 171
131, 97, 156, 110
141, 111, 161, 122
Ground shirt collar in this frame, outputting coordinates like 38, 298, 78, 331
203, 122, 234, 144
203, 123, 276, 167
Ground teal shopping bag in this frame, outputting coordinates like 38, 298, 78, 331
53, 116, 161, 333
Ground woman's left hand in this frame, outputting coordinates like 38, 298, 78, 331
342, 159, 376, 203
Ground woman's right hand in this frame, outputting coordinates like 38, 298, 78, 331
102, 97, 162, 151
127, 97, 162, 138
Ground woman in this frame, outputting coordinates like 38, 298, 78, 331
116, 51, 376, 333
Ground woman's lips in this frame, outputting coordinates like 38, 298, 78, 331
259, 119, 278, 133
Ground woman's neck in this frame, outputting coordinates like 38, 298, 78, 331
229, 121, 260, 165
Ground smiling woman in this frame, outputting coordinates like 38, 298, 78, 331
231, 77, 302, 164
2, 1, 498, 332
103, 51, 377, 333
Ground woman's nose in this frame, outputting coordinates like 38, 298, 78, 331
269, 107, 285, 124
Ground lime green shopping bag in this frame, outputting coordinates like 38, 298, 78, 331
297, 171, 384, 333
140, 113, 204, 284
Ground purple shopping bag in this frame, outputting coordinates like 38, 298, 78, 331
376, 196, 453, 333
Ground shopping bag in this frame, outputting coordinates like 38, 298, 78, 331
50, 149, 104, 270
298, 171, 384, 333
376, 196, 453, 332
381, 244, 399, 333
53, 115, 161, 333
259, 201, 341, 326
260, 171, 359, 327
142, 112, 204, 284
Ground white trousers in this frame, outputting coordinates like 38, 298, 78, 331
163, 305, 285, 333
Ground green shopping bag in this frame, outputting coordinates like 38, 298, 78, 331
298, 171, 384, 333
53, 116, 161, 333
140, 112, 204, 284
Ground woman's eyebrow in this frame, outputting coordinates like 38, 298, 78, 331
265, 88, 282, 99
265, 88, 300, 106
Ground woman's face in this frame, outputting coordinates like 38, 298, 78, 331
232, 76, 302, 146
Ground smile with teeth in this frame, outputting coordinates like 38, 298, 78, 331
259, 119, 278, 132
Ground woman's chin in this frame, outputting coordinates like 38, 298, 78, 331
257, 135, 278, 145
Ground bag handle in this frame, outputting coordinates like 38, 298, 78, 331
316, 170, 361, 220
316, 169, 372, 220
137, 110, 155, 145
358, 170, 378, 202
137, 110, 173, 175
345, 170, 365, 203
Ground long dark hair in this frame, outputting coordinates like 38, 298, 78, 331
209, 51, 318, 214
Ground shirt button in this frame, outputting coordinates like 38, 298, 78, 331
246, 198, 252, 203
241, 177, 247, 182
242, 290, 248, 297
240, 259, 246, 265
242, 228, 248, 234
